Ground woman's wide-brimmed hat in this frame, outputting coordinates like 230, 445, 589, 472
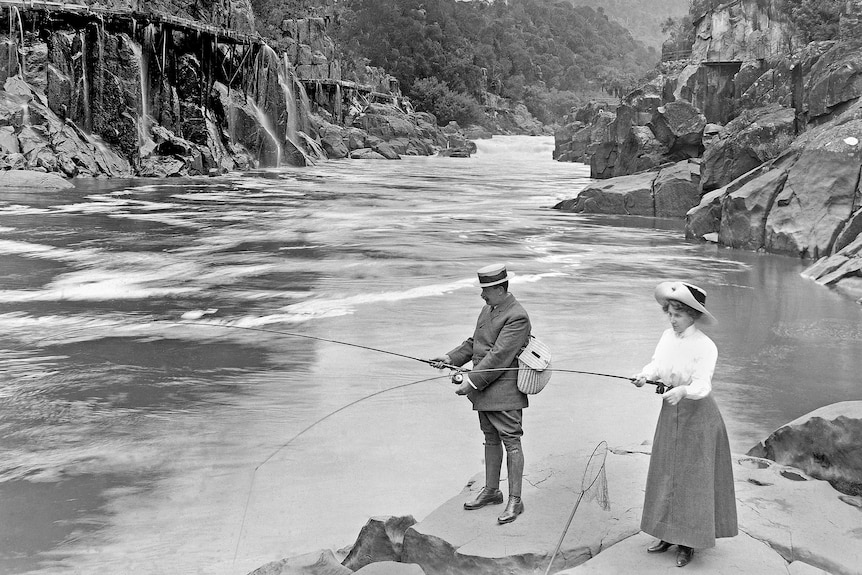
654, 281, 718, 326
477, 263, 513, 287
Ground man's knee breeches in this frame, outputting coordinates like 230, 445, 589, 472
478, 409, 523, 452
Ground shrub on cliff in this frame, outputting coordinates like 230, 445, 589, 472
410, 77, 484, 126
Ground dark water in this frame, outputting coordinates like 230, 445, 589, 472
0, 136, 860, 574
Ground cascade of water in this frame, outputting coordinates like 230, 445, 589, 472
335, 83, 342, 123
137, 24, 155, 148
20, 103, 29, 126
248, 99, 282, 167
11, 6, 25, 78
250, 45, 284, 167
280, 53, 299, 149
78, 31, 91, 131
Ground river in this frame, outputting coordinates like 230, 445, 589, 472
1, 136, 860, 575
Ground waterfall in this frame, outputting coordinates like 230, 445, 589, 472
280, 53, 299, 150
20, 103, 29, 126
248, 99, 282, 167
79, 30, 91, 131
11, 7, 25, 78
137, 24, 155, 149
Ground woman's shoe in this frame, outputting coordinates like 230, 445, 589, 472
676, 546, 694, 567
647, 540, 673, 553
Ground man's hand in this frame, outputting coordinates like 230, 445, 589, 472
429, 355, 451, 369
454, 374, 475, 395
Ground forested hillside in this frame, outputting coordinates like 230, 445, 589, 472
331, 0, 656, 126
567, 0, 689, 50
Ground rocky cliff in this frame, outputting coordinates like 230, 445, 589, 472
0, 0, 457, 179
553, 0, 862, 298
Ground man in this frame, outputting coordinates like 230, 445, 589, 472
430, 263, 532, 524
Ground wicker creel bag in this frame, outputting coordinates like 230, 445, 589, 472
516, 335, 552, 394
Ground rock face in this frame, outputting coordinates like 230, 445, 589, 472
687, 102, 862, 259
747, 401, 862, 497
553, 160, 701, 218
342, 516, 418, 572
1, 3, 457, 179
251, 402, 862, 575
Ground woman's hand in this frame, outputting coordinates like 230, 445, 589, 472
630, 374, 646, 387
662, 386, 687, 405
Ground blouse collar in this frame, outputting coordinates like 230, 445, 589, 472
674, 324, 699, 339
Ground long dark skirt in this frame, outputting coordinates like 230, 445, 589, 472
640, 394, 738, 549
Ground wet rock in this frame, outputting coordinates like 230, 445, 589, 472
350, 148, 387, 160
341, 516, 417, 572
0, 169, 73, 189
247, 548, 352, 575
747, 401, 862, 497
354, 562, 425, 575
647, 100, 706, 159
700, 105, 797, 192
553, 169, 657, 216
653, 160, 701, 217
805, 39, 862, 122
718, 165, 789, 250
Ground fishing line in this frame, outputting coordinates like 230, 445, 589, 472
232, 371, 453, 565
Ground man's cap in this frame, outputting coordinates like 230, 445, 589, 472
477, 263, 512, 287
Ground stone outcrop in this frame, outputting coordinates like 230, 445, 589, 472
553, 160, 701, 218
687, 100, 862, 258
700, 104, 797, 192
690, 0, 801, 63
0, 3, 461, 180
0, 169, 74, 189
747, 401, 862, 497
251, 402, 862, 575
342, 516, 418, 572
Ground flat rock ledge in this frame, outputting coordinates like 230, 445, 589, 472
0, 169, 74, 189
251, 403, 862, 575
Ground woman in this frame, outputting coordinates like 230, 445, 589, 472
631, 281, 738, 568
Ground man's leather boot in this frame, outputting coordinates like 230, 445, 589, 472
497, 444, 524, 524
463, 486, 504, 510
497, 495, 524, 524
464, 443, 504, 510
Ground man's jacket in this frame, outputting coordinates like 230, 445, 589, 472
447, 292, 531, 411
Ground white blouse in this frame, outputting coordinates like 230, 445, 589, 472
637, 325, 717, 400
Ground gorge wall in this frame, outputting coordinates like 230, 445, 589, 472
553, 0, 862, 300
0, 0, 455, 178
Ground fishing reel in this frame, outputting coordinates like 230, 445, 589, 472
451, 372, 464, 384
655, 382, 673, 394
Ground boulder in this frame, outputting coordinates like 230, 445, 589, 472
401, 448, 646, 575
653, 160, 701, 217
247, 549, 351, 575
647, 100, 706, 159
805, 39, 862, 122
353, 562, 425, 575
764, 119, 862, 258
615, 126, 667, 176
718, 165, 788, 250
342, 516, 417, 572
554, 171, 657, 216
350, 148, 388, 160
747, 401, 862, 496
0, 169, 73, 189
700, 105, 797, 192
